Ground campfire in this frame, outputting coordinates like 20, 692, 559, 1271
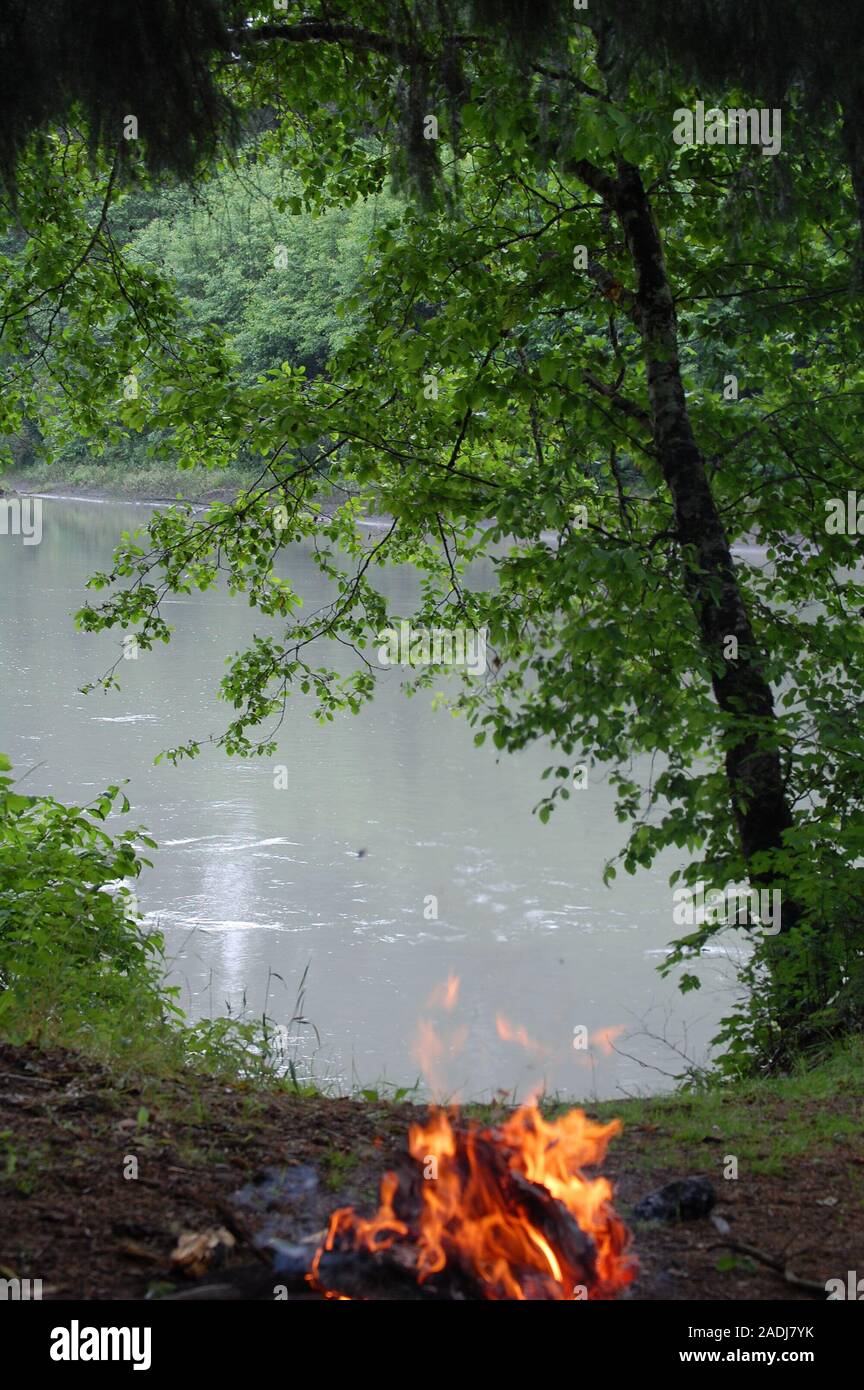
305, 1101, 635, 1300
292, 979, 635, 1300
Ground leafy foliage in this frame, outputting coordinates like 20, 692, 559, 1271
0, 753, 168, 1033
1, 150, 397, 476
127, 160, 398, 383
0, 754, 295, 1083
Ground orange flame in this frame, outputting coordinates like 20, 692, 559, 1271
427, 974, 460, 1011
310, 1102, 634, 1300
495, 1013, 552, 1058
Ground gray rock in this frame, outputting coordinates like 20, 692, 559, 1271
633, 1176, 716, 1222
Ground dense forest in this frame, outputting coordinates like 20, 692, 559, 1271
2, 159, 396, 486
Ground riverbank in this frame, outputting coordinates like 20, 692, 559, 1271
0, 464, 254, 505
1, 1035, 860, 1300
0, 467, 394, 526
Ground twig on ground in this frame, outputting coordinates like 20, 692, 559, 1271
708, 1239, 828, 1296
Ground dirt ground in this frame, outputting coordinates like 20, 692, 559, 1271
0, 1041, 860, 1301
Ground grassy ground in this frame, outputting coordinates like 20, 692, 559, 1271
587, 1041, 864, 1177
1, 1036, 860, 1301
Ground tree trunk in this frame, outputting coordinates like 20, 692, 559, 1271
606, 161, 800, 930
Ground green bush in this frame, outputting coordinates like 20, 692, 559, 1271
0, 754, 293, 1084
0, 754, 172, 1039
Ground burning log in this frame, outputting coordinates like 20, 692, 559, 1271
309, 1103, 633, 1300
271, 1240, 472, 1300
506, 1169, 597, 1290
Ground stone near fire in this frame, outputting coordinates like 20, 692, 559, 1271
633, 1177, 716, 1223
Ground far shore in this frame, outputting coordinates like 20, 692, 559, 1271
2, 472, 776, 553
1, 470, 248, 506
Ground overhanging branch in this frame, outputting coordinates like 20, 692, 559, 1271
236, 21, 426, 65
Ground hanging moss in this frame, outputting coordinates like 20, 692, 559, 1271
0, 0, 237, 192
467, 0, 569, 59
598, 0, 864, 110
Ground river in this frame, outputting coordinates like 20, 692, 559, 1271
0, 495, 739, 1099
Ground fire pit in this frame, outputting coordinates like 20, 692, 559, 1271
279, 1100, 635, 1300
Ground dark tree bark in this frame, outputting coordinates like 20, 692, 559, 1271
840, 90, 864, 280
575, 157, 802, 948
